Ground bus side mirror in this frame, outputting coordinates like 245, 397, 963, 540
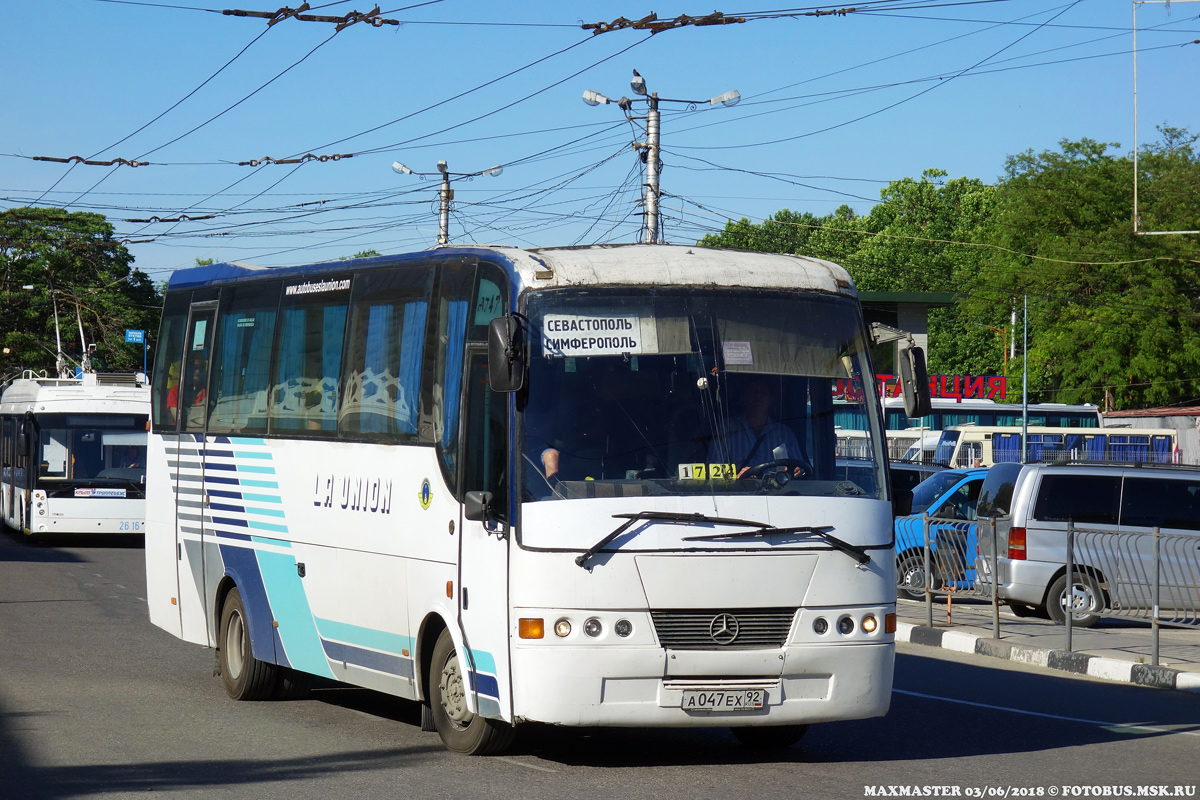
464, 490, 494, 522
16, 429, 28, 452
898, 346, 932, 419
488, 316, 525, 393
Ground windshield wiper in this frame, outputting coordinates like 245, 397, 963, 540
575, 511, 768, 569
682, 525, 871, 566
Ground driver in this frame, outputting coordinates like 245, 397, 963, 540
718, 377, 803, 479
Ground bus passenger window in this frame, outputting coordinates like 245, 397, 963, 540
271, 277, 350, 435
340, 266, 432, 441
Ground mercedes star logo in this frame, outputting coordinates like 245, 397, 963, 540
708, 613, 740, 645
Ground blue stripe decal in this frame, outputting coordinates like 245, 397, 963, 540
241, 493, 281, 503
255, 549, 334, 678
238, 465, 277, 474
239, 479, 279, 489
245, 506, 286, 518
231, 437, 267, 445
247, 520, 289, 533
214, 530, 253, 542
211, 516, 249, 528
321, 639, 415, 679
251, 536, 291, 548
205, 462, 237, 471
469, 672, 500, 700
218, 543, 278, 664
208, 489, 244, 500
209, 502, 246, 513
234, 451, 274, 460
204, 475, 241, 485
316, 618, 414, 655
469, 649, 497, 675
202, 449, 235, 458
213, 436, 231, 444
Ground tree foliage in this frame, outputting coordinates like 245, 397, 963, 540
970, 128, 1200, 408
700, 128, 1200, 409
0, 207, 162, 379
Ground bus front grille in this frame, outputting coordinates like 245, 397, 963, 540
650, 608, 796, 649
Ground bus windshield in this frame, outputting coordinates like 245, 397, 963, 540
35, 413, 148, 492
520, 288, 886, 502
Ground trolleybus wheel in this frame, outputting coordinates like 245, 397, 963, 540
429, 628, 514, 755
730, 724, 809, 749
218, 587, 278, 701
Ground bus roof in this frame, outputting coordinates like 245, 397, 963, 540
167, 244, 857, 297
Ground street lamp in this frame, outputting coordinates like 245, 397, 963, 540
583, 70, 739, 244
392, 160, 504, 246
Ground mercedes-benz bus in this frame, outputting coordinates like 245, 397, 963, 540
144, 245, 927, 754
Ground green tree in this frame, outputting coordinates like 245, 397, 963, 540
0, 207, 161, 377
971, 130, 1200, 408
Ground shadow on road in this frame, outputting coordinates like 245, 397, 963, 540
0, 525, 142, 562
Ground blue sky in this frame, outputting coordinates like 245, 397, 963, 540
2, 0, 1198, 281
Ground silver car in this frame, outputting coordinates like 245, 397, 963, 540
984, 462, 1200, 627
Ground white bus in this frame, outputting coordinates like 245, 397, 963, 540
932, 425, 1177, 468
1, 371, 150, 538
145, 245, 925, 754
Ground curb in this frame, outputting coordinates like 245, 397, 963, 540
897, 622, 1200, 693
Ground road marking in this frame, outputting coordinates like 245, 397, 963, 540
494, 756, 558, 773
894, 688, 1200, 737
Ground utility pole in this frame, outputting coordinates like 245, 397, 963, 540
392, 160, 503, 246
584, 71, 739, 244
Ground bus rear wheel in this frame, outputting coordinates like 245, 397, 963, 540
428, 628, 514, 755
219, 587, 278, 701
731, 724, 809, 749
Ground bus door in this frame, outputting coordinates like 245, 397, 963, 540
178, 301, 217, 644
440, 261, 511, 721
457, 345, 511, 721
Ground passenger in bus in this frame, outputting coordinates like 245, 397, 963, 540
165, 362, 181, 424
717, 377, 804, 479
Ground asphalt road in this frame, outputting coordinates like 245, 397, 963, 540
2, 528, 1198, 800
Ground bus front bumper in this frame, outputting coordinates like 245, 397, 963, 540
510, 640, 894, 728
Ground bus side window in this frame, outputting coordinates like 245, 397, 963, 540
271, 278, 350, 436
152, 292, 191, 431
340, 266, 433, 441
208, 282, 279, 435
432, 263, 477, 488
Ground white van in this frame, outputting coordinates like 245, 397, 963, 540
985, 462, 1200, 626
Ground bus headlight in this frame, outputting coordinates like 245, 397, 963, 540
614, 619, 633, 638
584, 618, 603, 637
837, 616, 855, 635
554, 618, 572, 638
861, 614, 878, 634
813, 617, 829, 635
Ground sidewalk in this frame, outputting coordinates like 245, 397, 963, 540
895, 596, 1200, 693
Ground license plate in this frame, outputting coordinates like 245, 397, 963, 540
681, 689, 765, 711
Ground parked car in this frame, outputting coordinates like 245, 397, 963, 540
889, 461, 946, 517
894, 467, 988, 600
986, 462, 1200, 627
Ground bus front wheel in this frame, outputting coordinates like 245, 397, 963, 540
218, 587, 278, 701
429, 628, 514, 755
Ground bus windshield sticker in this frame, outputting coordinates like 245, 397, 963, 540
722, 340, 753, 366
541, 313, 659, 358
474, 279, 502, 326
75, 487, 127, 498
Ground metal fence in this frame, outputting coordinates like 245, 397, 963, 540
897, 515, 1200, 665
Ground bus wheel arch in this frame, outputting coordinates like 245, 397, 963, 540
427, 627, 514, 755
216, 583, 278, 700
